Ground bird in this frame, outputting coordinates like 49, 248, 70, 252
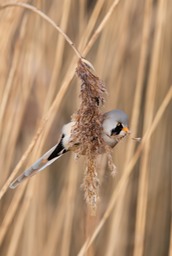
9, 109, 130, 189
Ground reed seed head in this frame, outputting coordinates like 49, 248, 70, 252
70, 59, 115, 214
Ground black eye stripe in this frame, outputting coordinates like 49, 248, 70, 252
111, 123, 123, 135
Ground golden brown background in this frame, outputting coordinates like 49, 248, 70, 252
0, 0, 171, 256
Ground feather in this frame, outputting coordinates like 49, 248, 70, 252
10, 143, 66, 189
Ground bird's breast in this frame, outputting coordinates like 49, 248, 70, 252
102, 133, 118, 148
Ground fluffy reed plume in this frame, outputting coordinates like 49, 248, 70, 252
70, 59, 108, 214
71, 59, 119, 214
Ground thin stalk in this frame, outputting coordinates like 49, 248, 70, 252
0, 2, 82, 59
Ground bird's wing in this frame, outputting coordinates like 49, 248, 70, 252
9, 136, 67, 189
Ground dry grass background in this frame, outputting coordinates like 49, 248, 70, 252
0, 0, 171, 256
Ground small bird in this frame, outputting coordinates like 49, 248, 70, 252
9, 109, 129, 189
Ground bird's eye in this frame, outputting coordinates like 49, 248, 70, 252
111, 122, 123, 136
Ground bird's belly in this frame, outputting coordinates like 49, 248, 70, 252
102, 134, 118, 148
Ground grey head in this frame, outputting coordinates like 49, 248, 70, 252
104, 109, 129, 127
102, 109, 129, 148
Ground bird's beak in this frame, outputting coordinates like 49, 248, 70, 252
122, 126, 130, 133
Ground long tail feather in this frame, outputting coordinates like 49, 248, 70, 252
9, 145, 66, 189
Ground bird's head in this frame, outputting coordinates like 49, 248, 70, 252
103, 109, 130, 141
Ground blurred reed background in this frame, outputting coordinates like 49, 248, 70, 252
0, 0, 171, 256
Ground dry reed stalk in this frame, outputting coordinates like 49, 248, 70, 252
84, 213, 98, 256
43, 0, 72, 111
103, 0, 153, 253
0, 187, 24, 245
82, 0, 122, 56
0, 2, 82, 58
40, 157, 82, 256
170, 223, 172, 255
60, 157, 79, 256
79, 0, 105, 51
0, 88, 25, 180
106, 188, 128, 256
98, 1, 140, 252
26, 177, 46, 255
0, 6, 46, 188
0, 117, 46, 199
133, 0, 165, 255
125, 0, 153, 163
18, 138, 51, 256
41, 188, 71, 256
96, 0, 135, 108
0, 22, 37, 182
0, 11, 25, 130
78, 0, 85, 37
6, 182, 35, 256
78, 85, 172, 255
0, 53, 18, 126
0, 9, 50, 252
0, 5, 23, 104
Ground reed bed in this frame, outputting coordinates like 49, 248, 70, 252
0, 0, 171, 256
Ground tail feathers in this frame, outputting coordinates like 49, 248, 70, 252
9, 145, 65, 189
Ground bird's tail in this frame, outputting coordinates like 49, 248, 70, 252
10, 143, 66, 189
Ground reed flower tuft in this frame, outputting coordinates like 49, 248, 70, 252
70, 59, 114, 214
